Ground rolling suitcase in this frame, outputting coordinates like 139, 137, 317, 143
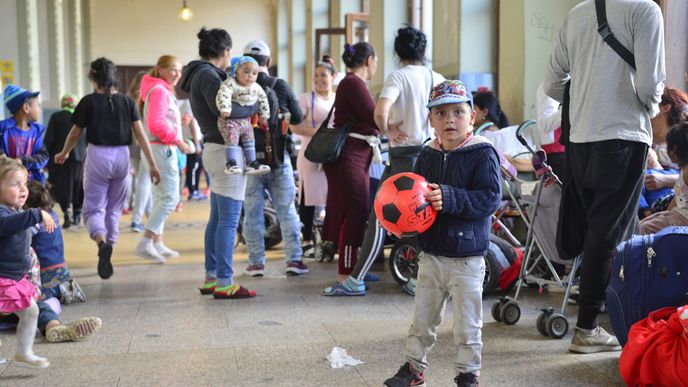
606, 226, 688, 346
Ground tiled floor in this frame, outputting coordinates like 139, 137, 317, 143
0, 200, 624, 386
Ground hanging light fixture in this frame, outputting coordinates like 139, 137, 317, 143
179, 0, 193, 21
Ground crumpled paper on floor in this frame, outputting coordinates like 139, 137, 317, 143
326, 346, 364, 368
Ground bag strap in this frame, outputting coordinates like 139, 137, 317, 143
595, 0, 636, 70
311, 91, 315, 128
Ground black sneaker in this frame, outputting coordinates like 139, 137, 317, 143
97, 242, 114, 279
455, 372, 479, 387
384, 362, 425, 387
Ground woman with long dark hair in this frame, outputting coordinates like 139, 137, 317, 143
55, 57, 160, 280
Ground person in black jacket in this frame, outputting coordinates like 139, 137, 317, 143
385, 80, 501, 387
45, 94, 85, 228
241, 40, 309, 277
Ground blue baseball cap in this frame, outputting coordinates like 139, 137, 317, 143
4, 84, 40, 114
427, 80, 473, 109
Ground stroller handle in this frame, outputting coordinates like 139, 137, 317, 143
515, 120, 537, 154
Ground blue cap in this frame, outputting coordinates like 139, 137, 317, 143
427, 80, 473, 109
4, 84, 40, 114
230, 56, 259, 78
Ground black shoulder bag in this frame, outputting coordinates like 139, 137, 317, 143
304, 104, 355, 164
560, 0, 636, 146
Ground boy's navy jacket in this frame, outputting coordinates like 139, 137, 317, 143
0, 205, 42, 281
414, 135, 502, 258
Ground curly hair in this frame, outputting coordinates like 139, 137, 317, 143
24, 180, 54, 211
666, 122, 688, 167
394, 26, 427, 63
197, 27, 232, 60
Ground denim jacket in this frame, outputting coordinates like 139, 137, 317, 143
414, 135, 502, 258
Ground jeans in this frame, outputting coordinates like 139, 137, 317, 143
37, 300, 59, 336
405, 253, 485, 375
132, 152, 152, 224
144, 144, 180, 235
204, 192, 242, 282
244, 154, 302, 265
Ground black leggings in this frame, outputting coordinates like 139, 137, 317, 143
299, 192, 315, 242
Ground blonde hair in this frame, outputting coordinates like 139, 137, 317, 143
149, 55, 180, 79
0, 155, 27, 186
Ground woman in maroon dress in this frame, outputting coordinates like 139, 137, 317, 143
321, 42, 379, 290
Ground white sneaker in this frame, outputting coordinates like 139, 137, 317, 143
155, 243, 180, 258
569, 326, 621, 354
135, 240, 166, 263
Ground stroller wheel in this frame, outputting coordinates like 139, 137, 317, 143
315, 241, 336, 263
491, 301, 503, 323
536, 310, 552, 337
500, 301, 521, 325
389, 240, 419, 286
545, 313, 569, 339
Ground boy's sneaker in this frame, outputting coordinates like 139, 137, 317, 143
384, 362, 425, 387
130, 222, 145, 233
568, 326, 622, 354
135, 240, 166, 264
59, 279, 86, 304
45, 317, 102, 343
244, 160, 271, 175
224, 159, 242, 175
154, 243, 180, 258
401, 277, 417, 296
286, 261, 309, 275
455, 372, 479, 387
245, 264, 265, 277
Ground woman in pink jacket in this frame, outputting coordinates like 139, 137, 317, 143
135, 55, 191, 263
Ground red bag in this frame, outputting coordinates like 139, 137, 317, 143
619, 305, 688, 386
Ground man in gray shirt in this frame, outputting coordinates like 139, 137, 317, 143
544, 0, 665, 354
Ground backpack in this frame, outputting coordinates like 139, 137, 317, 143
255, 76, 287, 168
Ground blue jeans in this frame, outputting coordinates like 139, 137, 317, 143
37, 300, 59, 336
204, 192, 242, 282
244, 155, 302, 265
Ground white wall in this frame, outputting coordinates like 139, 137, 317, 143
88, 0, 275, 66
0, 0, 21, 87
460, 0, 496, 74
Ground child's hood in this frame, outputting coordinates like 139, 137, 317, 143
139, 74, 172, 101
428, 133, 495, 153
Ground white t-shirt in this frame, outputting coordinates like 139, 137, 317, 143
177, 99, 202, 141
674, 170, 688, 219
378, 65, 445, 147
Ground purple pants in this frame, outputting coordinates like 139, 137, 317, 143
83, 145, 130, 244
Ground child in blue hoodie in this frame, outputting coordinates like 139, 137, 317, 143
25, 181, 86, 304
384, 81, 501, 387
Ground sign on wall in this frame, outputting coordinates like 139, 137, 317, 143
0, 61, 14, 86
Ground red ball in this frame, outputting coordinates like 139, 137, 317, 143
374, 172, 438, 238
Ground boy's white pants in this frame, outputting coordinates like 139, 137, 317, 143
405, 252, 485, 376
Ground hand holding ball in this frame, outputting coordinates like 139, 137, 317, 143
374, 173, 438, 238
